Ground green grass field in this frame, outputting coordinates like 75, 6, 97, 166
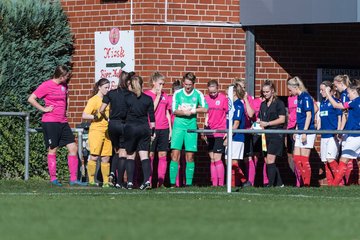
0, 180, 360, 240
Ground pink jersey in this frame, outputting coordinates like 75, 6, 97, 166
33, 79, 68, 123
144, 90, 170, 129
205, 92, 228, 138
251, 97, 263, 120
241, 94, 255, 129
287, 95, 297, 129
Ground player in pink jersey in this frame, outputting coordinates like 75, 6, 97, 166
287, 94, 302, 187
203, 80, 227, 186
144, 72, 172, 188
28, 65, 86, 187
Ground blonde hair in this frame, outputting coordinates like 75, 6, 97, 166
233, 78, 246, 85
334, 75, 351, 87
130, 75, 143, 97
287, 76, 307, 92
150, 71, 165, 87
233, 82, 245, 100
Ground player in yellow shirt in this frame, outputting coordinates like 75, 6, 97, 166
82, 78, 112, 187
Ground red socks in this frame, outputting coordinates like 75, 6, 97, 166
333, 161, 347, 186
300, 156, 311, 186
326, 161, 338, 186
293, 155, 311, 187
232, 162, 246, 187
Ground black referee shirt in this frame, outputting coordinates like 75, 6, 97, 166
259, 98, 286, 129
125, 92, 155, 125
102, 88, 129, 120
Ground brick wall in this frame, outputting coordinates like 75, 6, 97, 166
60, 0, 360, 186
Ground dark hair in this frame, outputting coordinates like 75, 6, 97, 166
207, 80, 218, 87
118, 71, 129, 89
130, 75, 143, 97
183, 72, 196, 83
320, 80, 339, 98
172, 79, 182, 92
262, 79, 277, 99
53, 65, 70, 79
92, 78, 110, 96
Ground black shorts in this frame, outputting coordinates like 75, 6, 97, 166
42, 122, 75, 149
150, 129, 169, 152
265, 133, 284, 157
124, 123, 150, 154
108, 120, 125, 150
208, 137, 225, 153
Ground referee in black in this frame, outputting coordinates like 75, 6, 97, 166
258, 80, 286, 187
99, 71, 131, 188
124, 75, 155, 190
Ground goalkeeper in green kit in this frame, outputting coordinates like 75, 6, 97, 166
170, 72, 208, 187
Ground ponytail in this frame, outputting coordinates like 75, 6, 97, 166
130, 75, 143, 97
262, 79, 277, 99
287, 76, 307, 92
334, 75, 351, 87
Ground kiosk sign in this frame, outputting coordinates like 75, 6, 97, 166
95, 29, 134, 86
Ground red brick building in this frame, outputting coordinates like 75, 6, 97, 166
60, 0, 360, 185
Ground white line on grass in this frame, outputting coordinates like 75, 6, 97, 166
0, 191, 360, 200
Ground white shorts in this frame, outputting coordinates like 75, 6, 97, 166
294, 134, 316, 149
225, 141, 244, 160
341, 135, 360, 159
320, 137, 339, 162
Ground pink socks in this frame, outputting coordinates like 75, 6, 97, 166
47, 153, 57, 181
157, 156, 167, 186
210, 162, 218, 186
149, 157, 154, 185
263, 162, 269, 185
67, 155, 78, 182
214, 160, 224, 186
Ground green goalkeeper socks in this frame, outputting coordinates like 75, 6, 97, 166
169, 161, 179, 185
186, 161, 195, 186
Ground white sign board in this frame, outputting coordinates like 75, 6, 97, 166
95, 29, 135, 87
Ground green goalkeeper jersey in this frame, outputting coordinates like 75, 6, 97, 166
172, 88, 208, 129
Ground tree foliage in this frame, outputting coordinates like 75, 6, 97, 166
0, 0, 73, 179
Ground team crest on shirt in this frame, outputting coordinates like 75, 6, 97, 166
328, 103, 331, 107
161, 96, 166, 101
192, 97, 197, 102
294, 100, 297, 104
61, 86, 66, 92
215, 100, 220, 106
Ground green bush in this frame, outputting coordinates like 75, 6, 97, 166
0, 0, 73, 179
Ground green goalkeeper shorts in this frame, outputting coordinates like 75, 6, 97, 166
170, 128, 198, 152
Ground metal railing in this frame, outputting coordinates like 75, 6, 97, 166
0, 112, 84, 181
188, 128, 360, 193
